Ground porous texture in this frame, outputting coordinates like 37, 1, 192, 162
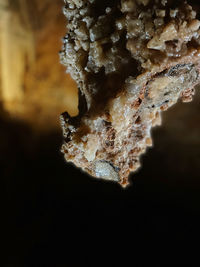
60, 0, 200, 187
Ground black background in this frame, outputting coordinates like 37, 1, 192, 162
2, 95, 200, 264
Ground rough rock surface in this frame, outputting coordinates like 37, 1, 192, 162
60, 0, 200, 187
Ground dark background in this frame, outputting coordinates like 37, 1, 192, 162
1, 0, 200, 265
2, 90, 200, 264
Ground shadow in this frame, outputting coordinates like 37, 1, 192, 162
1, 94, 200, 263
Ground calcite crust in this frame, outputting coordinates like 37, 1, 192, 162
60, 0, 200, 187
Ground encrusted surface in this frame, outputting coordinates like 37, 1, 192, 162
60, 0, 200, 186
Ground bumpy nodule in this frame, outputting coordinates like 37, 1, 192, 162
60, 0, 200, 187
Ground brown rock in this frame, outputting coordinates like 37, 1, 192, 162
61, 0, 200, 186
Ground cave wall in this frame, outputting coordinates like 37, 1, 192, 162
0, 0, 78, 131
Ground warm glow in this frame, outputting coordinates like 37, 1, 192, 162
0, 0, 78, 130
